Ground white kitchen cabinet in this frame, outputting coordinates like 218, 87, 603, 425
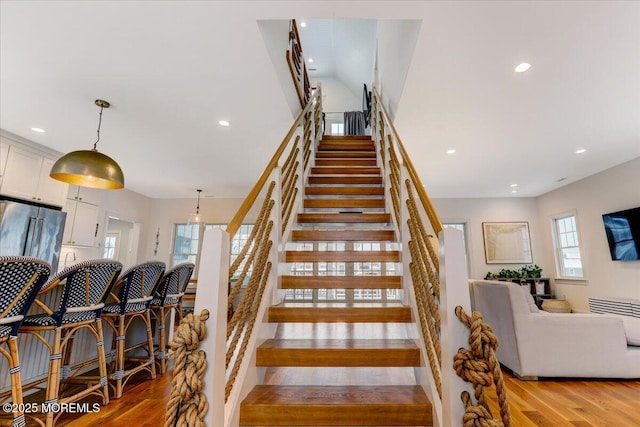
62, 187, 101, 247
0, 145, 68, 206
67, 185, 102, 206
62, 198, 100, 246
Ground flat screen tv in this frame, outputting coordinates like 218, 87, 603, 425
602, 206, 640, 261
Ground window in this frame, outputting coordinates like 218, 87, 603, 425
172, 224, 199, 267
551, 213, 584, 278
207, 224, 254, 278
103, 232, 120, 259
330, 123, 344, 136
171, 223, 254, 276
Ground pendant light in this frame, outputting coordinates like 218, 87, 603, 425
50, 99, 125, 189
188, 189, 203, 225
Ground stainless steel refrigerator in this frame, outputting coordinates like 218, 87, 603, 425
0, 199, 67, 273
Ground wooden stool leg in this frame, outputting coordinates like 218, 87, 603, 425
95, 319, 110, 405
145, 311, 156, 379
45, 328, 63, 427
158, 307, 167, 374
6, 336, 25, 427
113, 315, 125, 399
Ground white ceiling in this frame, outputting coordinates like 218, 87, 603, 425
299, 19, 377, 97
1, 1, 639, 200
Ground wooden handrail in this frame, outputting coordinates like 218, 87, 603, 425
372, 87, 443, 234
226, 92, 318, 237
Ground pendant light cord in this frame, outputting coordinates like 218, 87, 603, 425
93, 105, 104, 151
196, 189, 202, 214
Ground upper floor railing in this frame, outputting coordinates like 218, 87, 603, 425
286, 19, 311, 109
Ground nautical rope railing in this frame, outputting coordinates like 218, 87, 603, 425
226, 86, 321, 239
215, 85, 322, 414
372, 87, 510, 426
225, 222, 273, 401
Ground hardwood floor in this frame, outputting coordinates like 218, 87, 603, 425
26, 319, 640, 426
486, 371, 640, 427
33, 359, 640, 426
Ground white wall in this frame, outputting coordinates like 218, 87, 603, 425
433, 197, 543, 281
375, 20, 422, 120
314, 76, 362, 113
432, 159, 640, 311
536, 157, 640, 311
313, 76, 362, 132
258, 20, 301, 117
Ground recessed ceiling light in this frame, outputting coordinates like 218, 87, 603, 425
510, 183, 518, 188
300, 21, 307, 28
31, 127, 46, 133
446, 148, 456, 154
515, 63, 531, 73
218, 120, 230, 127
511, 189, 518, 194
308, 58, 314, 63
575, 148, 587, 154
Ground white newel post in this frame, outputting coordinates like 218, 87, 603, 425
195, 228, 229, 427
439, 227, 475, 427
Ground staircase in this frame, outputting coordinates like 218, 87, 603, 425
239, 135, 432, 426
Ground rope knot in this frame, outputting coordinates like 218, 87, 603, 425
165, 309, 209, 427
454, 306, 511, 427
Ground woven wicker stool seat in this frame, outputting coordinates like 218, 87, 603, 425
150, 262, 194, 374
19, 259, 122, 427
0, 256, 51, 427
101, 261, 165, 399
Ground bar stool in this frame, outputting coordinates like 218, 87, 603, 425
0, 256, 51, 427
101, 261, 165, 398
150, 262, 194, 374
19, 259, 122, 427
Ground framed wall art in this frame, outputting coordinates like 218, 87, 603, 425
482, 222, 533, 264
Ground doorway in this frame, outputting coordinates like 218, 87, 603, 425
104, 216, 141, 268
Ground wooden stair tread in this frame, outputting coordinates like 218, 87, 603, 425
310, 167, 381, 174
298, 213, 390, 223
240, 385, 431, 426
305, 186, 384, 196
281, 275, 401, 289
315, 159, 377, 166
308, 176, 383, 184
257, 339, 420, 367
318, 145, 375, 152
315, 151, 376, 158
321, 135, 373, 141
268, 305, 412, 323
291, 229, 395, 242
303, 198, 385, 209
285, 250, 400, 262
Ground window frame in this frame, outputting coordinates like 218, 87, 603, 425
550, 211, 586, 280
170, 222, 254, 277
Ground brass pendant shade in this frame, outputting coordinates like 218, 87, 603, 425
50, 99, 125, 190
50, 149, 124, 189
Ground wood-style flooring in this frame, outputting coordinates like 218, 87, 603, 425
37, 323, 640, 426
42, 369, 640, 427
